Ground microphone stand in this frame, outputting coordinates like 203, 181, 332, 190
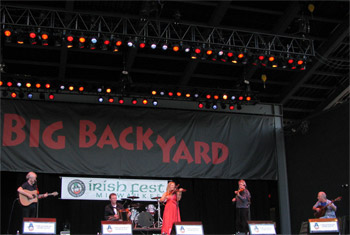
35, 183, 39, 218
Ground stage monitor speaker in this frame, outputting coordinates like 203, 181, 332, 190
248, 220, 276, 235
101, 221, 133, 235
22, 217, 56, 234
308, 218, 339, 234
171, 222, 204, 235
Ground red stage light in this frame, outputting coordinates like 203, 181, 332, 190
67, 35, 74, 42
238, 53, 244, 59
79, 37, 86, 43
269, 56, 275, 62
79, 86, 84, 92
7, 81, 13, 87
29, 32, 36, 38
42, 34, 49, 40
108, 97, 114, 103
104, 40, 110, 45
11, 92, 17, 98
227, 52, 233, 57
194, 48, 201, 54
139, 42, 146, 48
142, 99, 148, 105
213, 95, 219, 100
206, 49, 213, 55
4, 30, 11, 37
291, 66, 296, 70
176, 92, 181, 97
198, 103, 204, 109
238, 96, 244, 100
116, 40, 122, 46
35, 83, 41, 88
0, 81, 3, 86
246, 96, 251, 101
258, 55, 265, 60
168, 92, 173, 96
118, 98, 124, 104
173, 45, 180, 52
49, 94, 55, 100
206, 94, 211, 99
132, 99, 137, 104
45, 83, 51, 89
297, 60, 303, 65
229, 105, 235, 110
288, 59, 294, 64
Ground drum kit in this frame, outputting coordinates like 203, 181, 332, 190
121, 195, 163, 228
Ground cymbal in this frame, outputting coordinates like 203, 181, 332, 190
151, 196, 161, 200
130, 203, 142, 208
121, 198, 131, 201
127, 196, 140, 199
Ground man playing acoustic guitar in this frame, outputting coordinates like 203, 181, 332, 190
17, 172, 48, 218
312, 191, 337, 218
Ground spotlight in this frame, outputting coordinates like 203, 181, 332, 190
212, 103, 218, 110
268, 55, 275, 62
97, 87, 103, 93
27, 93, 33, 99
206, 94, 211, 99
11, 92, 17, 98
271, 61, 278, 68
238, 96, 244, 101
185, 93, 191, 98
218, 50, 224, 56
17, 82, 22, 87
231, 95, 236, 100
66, 34, 74, 48
229, 104, 235, 110
182, 44, 191, 52
132, 98, 137, 104
151, 90, 157, 95
159, 91, 165, 96
35, 83, 41, 88
106, 88, 112, 93
101, 37, 110, 50
60, 85, 65, 90
0, 81, 3, 86
161, 42, 168, 50
29, 31, 37, 45
246, 96, 251, 101
45, 83, 51, 89
98, 97, 104, 103
142, 99, 148, 105
118, 97, 124, 104
297, 59, 304, 65
238, 53, 244, 59
139, 41, 146, 49
168, 92, 174, 97
4, 29, 12, 42
150, 42, 157, 49
222, 94, 228, 100
206, 48, 213, 55
152, 99, 158, 106
176, 92, 181, 97
194, 93, 199, 98
26, 82, 32, 88
288, 58, 294, 64
172, 44, 180, 52
194, 47, 201, 54
68, 85, 74, 91
227, 51, 233, 57
79, 36, 86, 48
198, 102, 204, 109
191, 53, 197, 59
78, 86, 84, 92
127, 38, 134, 47
108, 97, 114, 103
115, 38, 122, 46
213, 95, 219, 100
41, 32, 49, 46
48, 93, 55, 100
90, 37, 98, 49
258, 55, 265, 61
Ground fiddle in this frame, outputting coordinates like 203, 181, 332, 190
170, 184, 187, 194
235, 188, 244, 194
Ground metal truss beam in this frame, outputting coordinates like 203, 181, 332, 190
0, 5, 314, 57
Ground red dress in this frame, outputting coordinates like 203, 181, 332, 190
161, 194, 181, 235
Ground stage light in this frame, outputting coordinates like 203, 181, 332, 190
106, 88, 112, 93
161, 43, 168, 50
198, 102, 204, 109
152, 99, 158, 106
211, 55, 217, 61
78, 86, 84, 92
272, 61, 278, 68
218, 50, 224, 56
183, 44, 191, 52
139, 41, 146, 49
168, 91, 174, 97
173, 44, 180, 52
212, 103, 218, 110
268, 56, 275, 62
79, 36, 86, 48
132, 99, 137, 104
238, 53, 244, 59
227, 52, 233, 57
142, 99, 148, 105
97, 87, 102, 93
231, 95, 236, 100
35, 83, 41, 88
101, 38, 110, 50
17, 82, 22, 87
185, 93, 191, 98
27, 93, 33, 99
113, 46, 119, 52
213, 95, 219, 100
68, 85, 74, 91
194, 47, 201, 54
246, 96, 251, 101
206, 94, 211, 99
194, 93, 199, 98
60, 85, 65, 90
29, 31, 37, 45
229, 104, 235, 110
41, 33, 49, 45
151, 90, 157, 95
26, 82, 31, 88
0, 81, 3, 86
98, 97, 104, 103
108, 97, 114, 103
11, 92, 17, 98
300, 66, 306, 70
258, 55, 265, 61
66, 35, 74, 48
91, 37, 98, 44
115, 38, 122, 46
206, 48, 213, 55
118, 97, 124, 104
231, 55, 238, 63
4, 29, 11, 37
176, 92, 181, 97
291, 65, 297, 70
297, 59, 304, 65
223, 94, 228, 100
238, 96, 244, 101
220, 56, 227, 62
48, 93, 55, 100
150, 42, 157, 49
45, 83, 51, 89
159, 91, 165, 96
191, 53, 197, 59
288, 59, 294, 64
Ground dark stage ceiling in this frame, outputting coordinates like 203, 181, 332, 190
1, 1, 349, 129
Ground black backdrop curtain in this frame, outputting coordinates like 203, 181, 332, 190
1, 171, 279, 234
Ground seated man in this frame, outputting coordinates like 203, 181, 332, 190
104, 193, 124, 221
312, 191, 337, 218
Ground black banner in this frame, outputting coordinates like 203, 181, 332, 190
1, 100, 277, 179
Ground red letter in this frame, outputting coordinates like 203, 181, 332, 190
173, 140, 193, 164
97, 125, 119, 149
156, 135, 176, 163
2, 114, 26, 146
119, 127, 134, 150
137, 127, 153, 150
79, 120, 97, 148
194, 141, 211, 164
212, 142, 229, 164
42, 121, 65, 149
29, 120, 40, 147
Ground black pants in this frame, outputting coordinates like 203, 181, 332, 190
22, 203, 37, 218
236, 208, 249, 233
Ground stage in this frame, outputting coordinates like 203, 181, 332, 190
132, 227, 161, 234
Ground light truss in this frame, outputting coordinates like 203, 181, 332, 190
1, 5, 315, 57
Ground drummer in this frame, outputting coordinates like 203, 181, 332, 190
104, 193, 131, 221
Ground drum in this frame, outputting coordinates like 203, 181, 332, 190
136, 211, 154, 227
130, 208, 139, 221
146, 204, 156, 215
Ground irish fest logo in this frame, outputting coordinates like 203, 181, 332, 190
68, 179, 86, 197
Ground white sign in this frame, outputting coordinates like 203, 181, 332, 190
101, 223, 132, 235
249, 224, 276, 234
309, 221, 339, 233
61, 177, 167, 201
23, 221, 56, 234
175, 225, 204, 235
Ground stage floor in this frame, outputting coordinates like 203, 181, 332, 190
133, 227, 161, 234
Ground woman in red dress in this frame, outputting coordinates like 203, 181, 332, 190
160, 181, 184, 235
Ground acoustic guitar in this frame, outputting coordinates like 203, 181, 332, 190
19, 189, 58, 206
314, 196, 342, 218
